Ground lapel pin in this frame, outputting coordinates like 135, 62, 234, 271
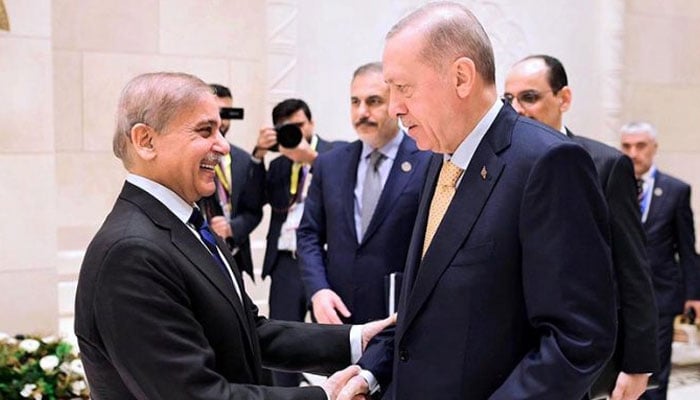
480, 166, 488, 180
654, 187, 663, 197
401, 161, 412, 172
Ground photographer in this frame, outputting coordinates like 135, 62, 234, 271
197, 84, 261, 279
240, 99, 346, 387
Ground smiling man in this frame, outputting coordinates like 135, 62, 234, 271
74, 72, 395, 399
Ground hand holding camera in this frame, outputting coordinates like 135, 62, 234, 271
253, 123, 308, 161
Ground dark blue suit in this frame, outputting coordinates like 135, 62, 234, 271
297, 135, 431, 324
641, 170, 700, 400
358, 105, 617, 399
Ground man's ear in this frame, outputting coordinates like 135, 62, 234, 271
558, 86, 572, 113
454, 57, 476, 98
130, 123, 157, 161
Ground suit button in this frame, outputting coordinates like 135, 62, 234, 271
399, 349, 409, 362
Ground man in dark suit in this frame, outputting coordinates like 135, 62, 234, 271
297, 62, 431, 325
620, 121, 700, 400
197, 83, 261, 279
505, 55, 658, 400
239, 98, 345, 386
337, 3, 617, 399
74, 72, 394, 399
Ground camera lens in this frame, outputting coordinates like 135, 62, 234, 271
269, 123, 303, 151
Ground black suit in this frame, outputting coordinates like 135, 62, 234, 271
198, 143, 263, 278
640, 169, 700, 400
74, 181, 351, 399
238, 135, 343, 386
567, 130, 659, 397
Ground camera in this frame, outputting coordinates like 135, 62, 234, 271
268, 123, 303, 152
219, 107, 244, 120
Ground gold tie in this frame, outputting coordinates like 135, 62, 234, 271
422, 160, 464, 257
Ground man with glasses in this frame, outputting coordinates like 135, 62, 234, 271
505, 54, 658, 400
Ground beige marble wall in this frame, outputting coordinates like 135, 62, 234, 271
0, 0, 57, 334
623, 0, 700, 250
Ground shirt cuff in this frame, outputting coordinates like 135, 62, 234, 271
349, 325, 363, 363
358, 369, 380, 394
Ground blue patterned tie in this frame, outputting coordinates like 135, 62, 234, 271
188, 208, 231, 280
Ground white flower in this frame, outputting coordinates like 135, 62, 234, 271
68, 358, 85, 375
18, 339, 41, 353
41, 335, 58, 344
0, 331, 10, 342
20, 383, 36, 398
39, 355, 60, 372
70, 380, 87, 395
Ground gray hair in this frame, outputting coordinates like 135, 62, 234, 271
352, 62, 383, 80
113, 72, 214, 167
620, 121, 658, 139
386, 1, 495, 84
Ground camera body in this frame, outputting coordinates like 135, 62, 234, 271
219, 107, 244, 120
269, 123, 303, 152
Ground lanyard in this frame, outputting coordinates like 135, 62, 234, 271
289, 135, 318, 196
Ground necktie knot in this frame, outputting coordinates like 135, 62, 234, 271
369, 150, 385, 172
188, 208, 206, 230
438, 161, 463, 188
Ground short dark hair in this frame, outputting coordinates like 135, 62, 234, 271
209, 83, 232, 99
271, 98, 312, 126
521, 54, 568, 93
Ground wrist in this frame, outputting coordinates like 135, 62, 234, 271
252, 146, 267, 160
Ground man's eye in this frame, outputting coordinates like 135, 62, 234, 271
519, 92, 540, 104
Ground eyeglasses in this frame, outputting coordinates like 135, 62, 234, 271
503, 90, 554, 108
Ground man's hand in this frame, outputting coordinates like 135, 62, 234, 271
253, 127, 277, 160
360, 313, 397, 351
322, 365, 361, 400
312, 289, 351, 324
337, 374, 370, 400
610, 372, 649, 400
209, 216, 232, 239
279, 137, 318, 164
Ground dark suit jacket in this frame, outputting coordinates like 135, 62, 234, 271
297, 135, 431, 323
568, 131, 658, 375
644, 170, 700, 315
74, 182, 351, 400
239, 136, 341, 279
198, 143, 263, 278
358, 106, 617, 400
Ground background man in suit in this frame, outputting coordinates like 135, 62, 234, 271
197, 83, 262, 279
74, 72, 393, 399
297, 62, 431, 325
337, 3, 617, 399
504, 55, 658, 400
241, 98, 345, 386
620, 121, 700, 400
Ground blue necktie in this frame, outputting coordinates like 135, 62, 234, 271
188, 208, 231, 280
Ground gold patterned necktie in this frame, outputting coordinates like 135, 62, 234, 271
422, 160, 464, 257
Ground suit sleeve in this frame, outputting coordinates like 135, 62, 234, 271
605, 155, 658, 373
230, 158, 265, 246
490, 143, 617, 400
93, 238, 328, 400
297, 156, 332, 300
675, 184, 700, 300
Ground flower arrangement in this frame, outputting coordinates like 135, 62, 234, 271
0, 333, 89, 400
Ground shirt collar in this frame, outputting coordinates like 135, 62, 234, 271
447, 100, 502, 169
640, 165, 657, 182
361, 130, 404, 161
126, 173, 195, 224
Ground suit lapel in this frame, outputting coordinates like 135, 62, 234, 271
645, 171, 667, 227
361, 136, 421, 245
397, 108, 512, 341
340, 142, 363, 242
121, 183, 256, 350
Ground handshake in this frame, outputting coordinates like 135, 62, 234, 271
320, 313, 397, 400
